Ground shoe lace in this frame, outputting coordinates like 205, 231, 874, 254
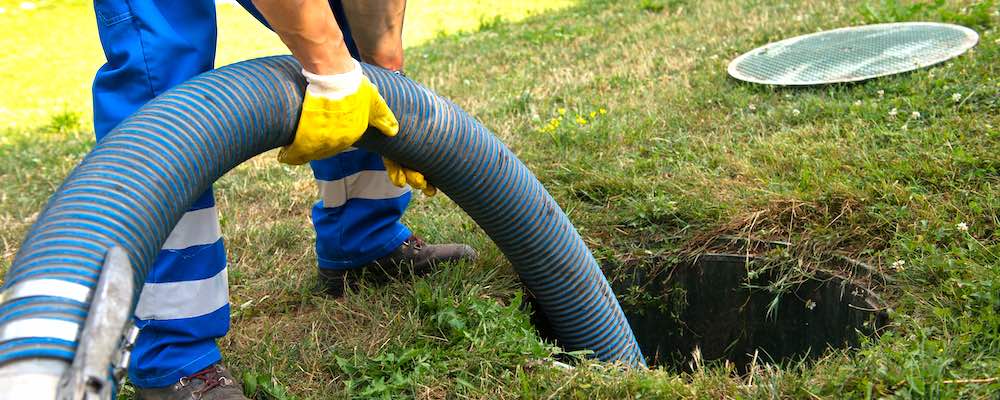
404, 234, 425, 250
179, 364, 233, 399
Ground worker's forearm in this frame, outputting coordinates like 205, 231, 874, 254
251, 0, 354, 75
343, 0, 406, 70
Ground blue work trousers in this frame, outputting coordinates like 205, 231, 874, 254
91, 0, 411, 388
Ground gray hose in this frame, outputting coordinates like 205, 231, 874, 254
0, 56, 644, 394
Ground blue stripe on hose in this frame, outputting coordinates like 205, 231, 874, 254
156, 95, 229, 161
471, 166, 535, 230
0, 312, 84, 325
0, 57, 644, 374
7, 245, 103, 270
31, 203, 156, 263
534, 277, 605, 320
0, 338, 76, 364
3, 267, 100, 288
62, 163, 174, 231
523, 257, 596, 297
116, 118, 206, 195
0, 296, 86, 314
0, 348, 75, 364
185, 81, 243, 161
490, 191, 558, 244
512, 229, 583, 279
55, 189, 160, 244
17, 221, 132, 263
7, 250, 102, 273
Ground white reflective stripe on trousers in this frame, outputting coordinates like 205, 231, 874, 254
317, 170, 410, 208
161, 207, 222, 250
133, 267, 229, 321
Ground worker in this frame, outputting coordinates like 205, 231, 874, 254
90, 0, 476, 398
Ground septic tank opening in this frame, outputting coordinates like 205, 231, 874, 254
529, 250, 889, 371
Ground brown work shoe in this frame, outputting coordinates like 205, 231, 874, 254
319, 235, 476, 297
136, 363, 247, 400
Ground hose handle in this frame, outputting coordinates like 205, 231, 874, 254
57, 246, 138, 400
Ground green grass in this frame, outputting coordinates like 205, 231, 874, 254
3, 0, 1000, 398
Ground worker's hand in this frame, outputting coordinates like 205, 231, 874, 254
384, 158, 436, 196
278, 59, 398, 165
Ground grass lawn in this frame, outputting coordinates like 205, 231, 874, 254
2, 0, 1000, 398
0, 0, 573, 129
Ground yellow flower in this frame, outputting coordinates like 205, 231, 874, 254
557, 108, 566, 115
539, 117, 562, 133
599, 108, 607, 114
589, 111, 597, 118
576, 115, 588, 125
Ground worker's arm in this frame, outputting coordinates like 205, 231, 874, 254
251, 0, 354, 75
251, 0, 398, 165
342, 0, 407, 71
342, 0, 435, 195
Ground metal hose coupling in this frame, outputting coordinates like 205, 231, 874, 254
0, 247, 137, 399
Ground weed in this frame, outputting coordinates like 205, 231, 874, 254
242, 371, 299, 400
47, 109, 80, 133
859, 0, 997, 29
332, 279, 554, 397
477, 14, 506, 32
639, 0, 688, 13
639, 0, 666, 13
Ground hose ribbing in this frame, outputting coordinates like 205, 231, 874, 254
0, 57, 644, 379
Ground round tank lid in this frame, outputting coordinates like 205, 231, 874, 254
728, 22, 979, 86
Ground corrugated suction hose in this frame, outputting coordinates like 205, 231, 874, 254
0, 56, 644, 389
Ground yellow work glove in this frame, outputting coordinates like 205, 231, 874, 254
278, 60, 398, 165
384, 158, 437, 196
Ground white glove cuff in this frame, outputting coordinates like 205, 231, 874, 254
302, 59, 363, 100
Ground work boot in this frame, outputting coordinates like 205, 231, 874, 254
136, 363, 247, 400
319, 235, 476, 297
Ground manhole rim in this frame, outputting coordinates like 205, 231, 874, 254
617, 252, 891, 368
684, 252, 888, 315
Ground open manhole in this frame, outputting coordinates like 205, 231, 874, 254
530, 247, 889, 370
